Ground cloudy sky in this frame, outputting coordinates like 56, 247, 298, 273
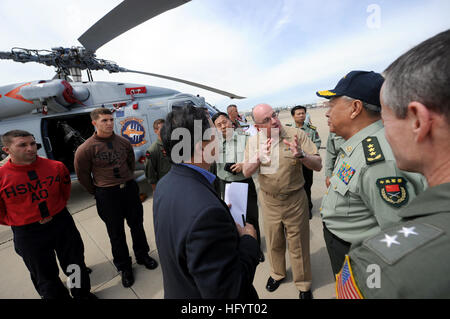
0, 0, 449, 112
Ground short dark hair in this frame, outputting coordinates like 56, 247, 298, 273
291, 105, 306, 116
90, 108, 113, 121
227, 104, 237, 112
382, 29, 450, 122
153, 119, 165, 130
1, 130, 34, 146
211, 112, 230, 124
161, 104, 212, 163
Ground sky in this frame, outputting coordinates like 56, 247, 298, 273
0, 0, 449, 112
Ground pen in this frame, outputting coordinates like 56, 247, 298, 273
241, 214, 246, 226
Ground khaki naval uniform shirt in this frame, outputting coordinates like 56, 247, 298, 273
244, 125, 319, 291
245, 125, 319, 195
341, 183, 450, 298
320, 120, 427, 245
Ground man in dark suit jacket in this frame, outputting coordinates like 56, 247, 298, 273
153, 103, 260, 299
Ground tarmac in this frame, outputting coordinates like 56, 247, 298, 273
0, 109, 336, 299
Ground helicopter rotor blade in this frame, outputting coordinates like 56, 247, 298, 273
78, 0, 191, 52
122, 68, 245, 99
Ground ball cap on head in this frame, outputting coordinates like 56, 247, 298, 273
316, 71, 384, 107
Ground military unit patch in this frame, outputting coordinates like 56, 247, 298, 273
336, 255, 363, 299
337, 162, 356, 185
362, 136, 385, 165
376, 177, 409, 208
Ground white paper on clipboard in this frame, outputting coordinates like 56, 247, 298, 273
224, 182, 248, 227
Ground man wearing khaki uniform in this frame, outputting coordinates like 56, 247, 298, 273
243, 104, 322, 299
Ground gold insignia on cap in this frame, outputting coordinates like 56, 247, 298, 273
317, 90, 337, 97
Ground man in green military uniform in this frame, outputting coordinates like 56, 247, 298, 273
324, 133, 345, 188
287, 105, 321, 219
316, 70, 427, 276
145, 119, 171, 192
336, 30, 450, 298
211, 112, 264, 262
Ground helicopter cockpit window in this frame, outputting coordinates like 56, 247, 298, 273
171, 100, 196, 109
204, 104, 217, 118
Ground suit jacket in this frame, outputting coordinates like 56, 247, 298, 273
153, 164, 259, 299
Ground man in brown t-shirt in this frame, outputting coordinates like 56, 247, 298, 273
243, 104, 322, 299
74, 108, 158, 288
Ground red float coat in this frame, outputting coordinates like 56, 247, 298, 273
0, 156, 71, 226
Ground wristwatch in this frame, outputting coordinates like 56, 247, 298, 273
297, 150, 306, 159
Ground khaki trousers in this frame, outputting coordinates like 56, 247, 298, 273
260, 188, 312, 291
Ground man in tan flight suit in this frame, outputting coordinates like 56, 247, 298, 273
243, 103, 322, 299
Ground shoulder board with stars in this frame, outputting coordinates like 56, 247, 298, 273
307, 124, 317, 130
376, 177, 409, 208
362, 136, 385, 165
362, 222, 444, 265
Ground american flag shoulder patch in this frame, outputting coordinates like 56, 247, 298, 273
335, 255, 364, 299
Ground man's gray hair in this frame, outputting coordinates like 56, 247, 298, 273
341, 96, 381, 117
381, 29, 450, 122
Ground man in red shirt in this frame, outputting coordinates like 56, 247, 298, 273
0, 130, 95, 299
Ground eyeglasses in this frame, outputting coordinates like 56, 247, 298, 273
257, 112, 278, 124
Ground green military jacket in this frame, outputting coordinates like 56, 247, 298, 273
144, 139, 171, 185
216, 131, 248, 182
287, 122, 321, 149
320, 120, 427, 245
324, 133, 345, 178
340, 182, 450, 298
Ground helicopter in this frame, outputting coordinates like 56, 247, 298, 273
0, 0, 244, 175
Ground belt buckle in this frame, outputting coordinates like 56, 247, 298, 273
39, 216, 53, 224
119, 183, 126, 189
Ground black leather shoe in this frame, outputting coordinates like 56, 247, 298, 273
137, 255, 158, 270
299, 290, 313, 299
121, 269, 134, 288
266, 276, 284, 292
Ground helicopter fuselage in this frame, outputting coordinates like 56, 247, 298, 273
0, 79, 213, 177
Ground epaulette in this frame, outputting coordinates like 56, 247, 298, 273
285, 123, 293, 127
362, 222, 444, 265
362, 136, 385, 165
307, 124, 317, 130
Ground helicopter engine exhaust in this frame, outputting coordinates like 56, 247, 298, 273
0, 79, 91, 118
21, 79, 89, 108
